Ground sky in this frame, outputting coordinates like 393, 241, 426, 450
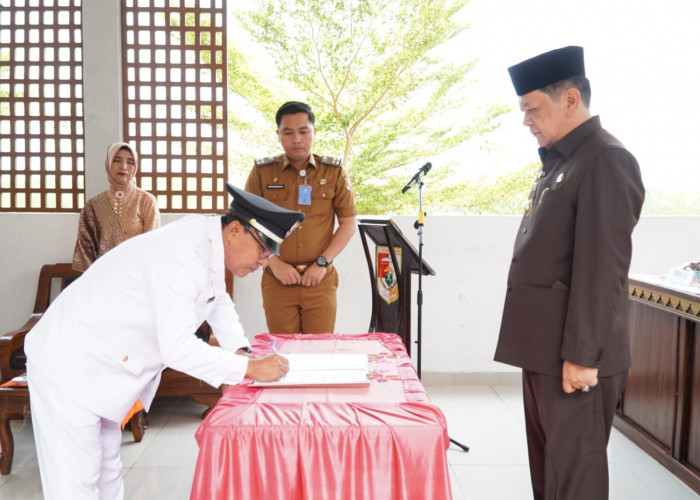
453, 0, 700, 192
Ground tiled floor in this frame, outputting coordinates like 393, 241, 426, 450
1, 385, 698, 499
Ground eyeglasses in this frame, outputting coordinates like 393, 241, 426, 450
242, 224, 274, 259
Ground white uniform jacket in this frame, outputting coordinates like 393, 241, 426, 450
25, 215, 250, 423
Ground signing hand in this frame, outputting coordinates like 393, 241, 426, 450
562, 360, 598, 394
245, 354, 290, 382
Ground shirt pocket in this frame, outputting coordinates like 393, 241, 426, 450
307, 186, 333, 217
311, 185, 334, 202
103, 340, 147, 376
262, 186, 291, 202
538, 185, 566, 205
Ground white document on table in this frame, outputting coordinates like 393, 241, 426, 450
250, 353, 370, 388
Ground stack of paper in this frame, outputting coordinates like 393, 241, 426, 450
251, 353, 369, 388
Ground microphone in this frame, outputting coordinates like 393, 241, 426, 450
401, 162, 432, 193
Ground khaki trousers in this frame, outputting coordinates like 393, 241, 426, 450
261, 265, 338, 333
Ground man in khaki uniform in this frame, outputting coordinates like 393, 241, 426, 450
245, 101, 357, 333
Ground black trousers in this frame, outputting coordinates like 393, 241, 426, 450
522, 369, 628, 500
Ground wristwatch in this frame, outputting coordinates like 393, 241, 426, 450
315, 256, 332, 267
239, 346, 253, 354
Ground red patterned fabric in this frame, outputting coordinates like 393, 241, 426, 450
191, 333, 451, 499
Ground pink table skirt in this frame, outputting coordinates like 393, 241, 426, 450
191, 333, 451, 500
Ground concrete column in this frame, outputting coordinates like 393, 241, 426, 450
81, 0, 123, 198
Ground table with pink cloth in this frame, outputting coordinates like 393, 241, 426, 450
190, 332, 452, 500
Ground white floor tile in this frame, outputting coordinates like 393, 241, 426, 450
442, 405, 530, 466
609, 459, 700, 500
120, 432, 155, 470
427, 385, 504, 408
449, 465, 466, 500
124, 466, 195, 500
6, 419, 38, 472
607, 428, 654, 465
0, 464, 43, 499
129, 433, 200, 469
451, 464, 533, 500
492, 384, 527, 425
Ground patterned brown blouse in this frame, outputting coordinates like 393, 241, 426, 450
72, 187, 160, 272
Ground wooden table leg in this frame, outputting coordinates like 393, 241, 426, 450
0, 410, 24, 475
0, 387, 30, 476
129, 410, 146, 442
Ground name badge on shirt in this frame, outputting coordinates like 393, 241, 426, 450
298, 185, 312, 205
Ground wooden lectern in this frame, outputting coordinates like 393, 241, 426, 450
357, 218, 436, 355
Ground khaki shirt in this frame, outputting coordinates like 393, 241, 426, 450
245, 153, 357, 265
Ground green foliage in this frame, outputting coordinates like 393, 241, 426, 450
641, 189, 700, 215
1, 52, 12, 116
449, 160, 541, 214
359, 159, 540, 215
227, 0, 510, 213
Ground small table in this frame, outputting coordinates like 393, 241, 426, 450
190, 333, 452, 500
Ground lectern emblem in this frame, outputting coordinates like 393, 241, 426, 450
376, 246, 401, 305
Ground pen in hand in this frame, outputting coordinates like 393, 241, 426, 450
270, 341, 290, 380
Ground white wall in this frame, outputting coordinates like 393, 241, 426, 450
2, 214, 699, 378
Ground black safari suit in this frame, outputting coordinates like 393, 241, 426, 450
495, 116, 645, 499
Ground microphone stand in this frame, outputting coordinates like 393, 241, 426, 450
405, 171, 469, 453
415, 177, 425, 378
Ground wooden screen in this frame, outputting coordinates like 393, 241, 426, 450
121, 0, 228, 213
0, 0, 85, 212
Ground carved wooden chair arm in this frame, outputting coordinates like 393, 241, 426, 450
0, 315, 41, 382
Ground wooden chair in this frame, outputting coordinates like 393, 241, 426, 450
0, 263, 81, 475
0, 264, 80, 382
0, 263, 232, 474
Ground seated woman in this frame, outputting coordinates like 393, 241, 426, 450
72, 142, 160, 441
73, 142, 160, 271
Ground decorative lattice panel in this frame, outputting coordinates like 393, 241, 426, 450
121, 0, 228, 213
0, 0, 85, 212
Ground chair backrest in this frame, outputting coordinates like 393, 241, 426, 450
0, 263, 81, 381
31, 263, 82, 315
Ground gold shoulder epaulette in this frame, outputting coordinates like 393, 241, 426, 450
319, 156, 342, 167
254, 155, 279, 167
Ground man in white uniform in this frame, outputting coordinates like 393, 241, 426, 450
25, 183, 304, 499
